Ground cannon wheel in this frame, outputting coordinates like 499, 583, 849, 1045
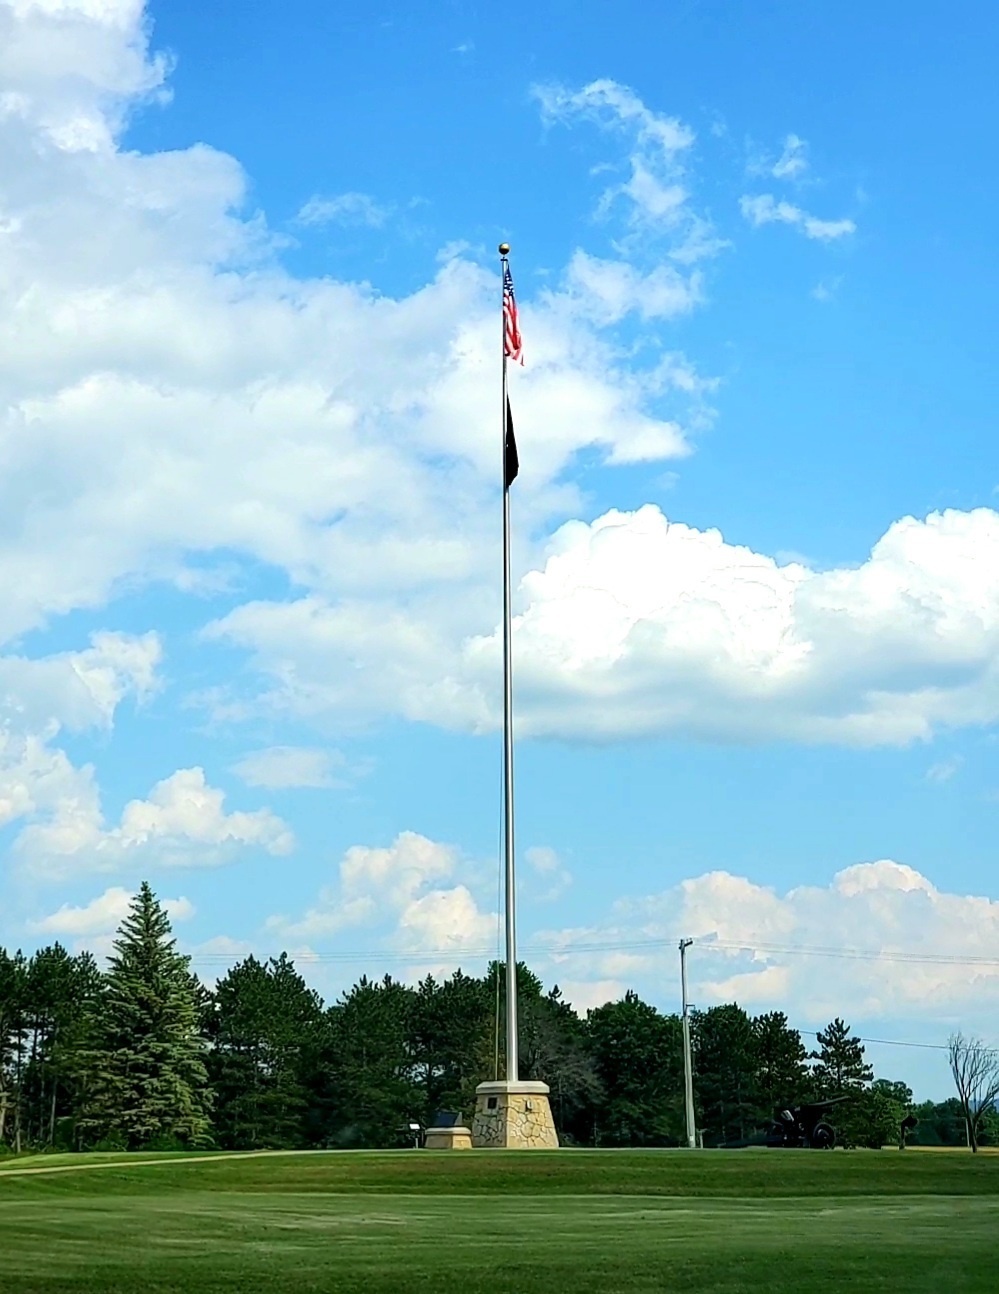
810, 1121, 836, 1150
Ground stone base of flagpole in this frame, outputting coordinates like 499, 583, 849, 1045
471, 1081, 559, 1149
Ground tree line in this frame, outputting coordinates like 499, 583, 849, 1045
1, 883, 995, 1154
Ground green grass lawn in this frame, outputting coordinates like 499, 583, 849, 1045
1, 1149, 997, 1292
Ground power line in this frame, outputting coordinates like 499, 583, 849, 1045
798, 1030, 950, 1053
701, 938, 999, 968
182, 946, 996, 1056
186, 934, 999, 971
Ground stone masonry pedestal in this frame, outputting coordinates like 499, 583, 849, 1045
423, 1125, 473, 1150
471, 1080, 559, 1149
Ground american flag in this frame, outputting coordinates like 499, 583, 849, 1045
503, 263, 523, 364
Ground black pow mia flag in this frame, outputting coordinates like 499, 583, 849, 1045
504, 396, 519, 490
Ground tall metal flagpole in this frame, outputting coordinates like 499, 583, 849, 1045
499, 243, 519, 1084
466, 245, 554, 1151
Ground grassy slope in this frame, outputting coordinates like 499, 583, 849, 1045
3, 1146, 997, 1195
1, 1150, 997, 1293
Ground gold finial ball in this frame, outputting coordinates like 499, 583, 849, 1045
498, 242, 510, 255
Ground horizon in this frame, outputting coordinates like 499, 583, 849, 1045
2, 0, 998, 1105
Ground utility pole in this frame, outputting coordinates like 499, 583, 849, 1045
679, 938, 696, 1149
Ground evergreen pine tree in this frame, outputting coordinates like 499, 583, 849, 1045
410, 969, 494, 1122
208, 953, 323, 1150
586, 992, 685, 1146
317, 974, 421, 1148
79, 882, 212, 1149
811, 1018, 873, 1094
19, 944, 99, 1149
0, 948, 26, 1149
693, 1004, 761, 1145
752, 1011, 811, 1115
519, 985, 601, 1145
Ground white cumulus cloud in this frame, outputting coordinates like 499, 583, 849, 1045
267, 830, 497, 976
295, 192, 389, 228
771, 134, 809, 179
16, 765, 294, 875
740, 193, 855, 241
0, 631, 162, 849
231, 745, 354, 790
0, 0, 730, 914
209, 504, 999, 747
926, 755, 963, 784
534, 77, 725, 263
0, 15, 706, 660
30, 883, 194, 937
561, 250, 702, 323
0, 0, 169, 155
0, 631, 160, 734
262, 842, 999, 1040
525, 845, 572, 902
535, 77, 694, 158
537, 859, 999, 1031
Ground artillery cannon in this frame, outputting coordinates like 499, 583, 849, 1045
765, 1095, 851, 1149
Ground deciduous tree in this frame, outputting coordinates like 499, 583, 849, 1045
948, 1032, 999, 1153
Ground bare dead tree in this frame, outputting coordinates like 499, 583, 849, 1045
948, 1032, 999, 1153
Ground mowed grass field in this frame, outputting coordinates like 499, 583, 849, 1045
1, 1148, 997, 1292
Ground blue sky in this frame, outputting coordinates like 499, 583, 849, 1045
1, 0, 998, 1099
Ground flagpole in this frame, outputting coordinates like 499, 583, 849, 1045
469, 247, 555, 1151
498, 241, 519, 1084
